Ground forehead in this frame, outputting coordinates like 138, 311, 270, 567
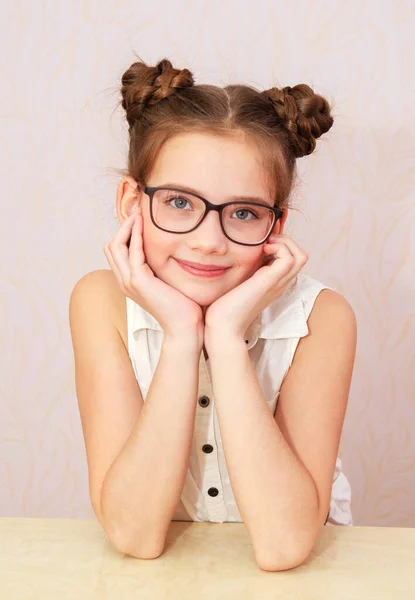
148, 131, 272, 199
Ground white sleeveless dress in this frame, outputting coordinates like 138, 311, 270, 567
125, 273, 353, 526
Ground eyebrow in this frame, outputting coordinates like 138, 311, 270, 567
158, 182, 274, 206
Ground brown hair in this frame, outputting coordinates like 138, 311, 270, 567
115, 57, 334, 212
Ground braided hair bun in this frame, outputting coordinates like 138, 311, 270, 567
261, 85, 334, 158
120, 58, 195, 129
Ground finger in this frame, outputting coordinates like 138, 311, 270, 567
270, 236, 308, 285
273, 242, 296, 273
256, 242, 294, 289
265, 239, 295, 262
129, 208, 146, 277
276, 236, 308, 266
103, 243, 124, 289
108, 212, 136, 283
264, 235, 307, 261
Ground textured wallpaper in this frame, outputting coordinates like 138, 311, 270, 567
1, 0, 414, 526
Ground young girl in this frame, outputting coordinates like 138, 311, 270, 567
69, 58, 357, 571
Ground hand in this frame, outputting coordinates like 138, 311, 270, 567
204, 234, 308, 342
104, 206, 204, 342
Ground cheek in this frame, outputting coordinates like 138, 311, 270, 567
141, 219, 175, 268
141, 220, 162, 266
237, 249, 265, 278
248, 247, 265, 266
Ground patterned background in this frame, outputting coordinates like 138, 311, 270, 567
1, 0, 414, 526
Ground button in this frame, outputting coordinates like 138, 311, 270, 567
198, 395, 210, 407
202, 444, 214, 454
207, 487, 219, 497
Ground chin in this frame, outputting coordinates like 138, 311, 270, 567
179, 286, 222, 307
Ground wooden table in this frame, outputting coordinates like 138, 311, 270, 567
1, 518, 414, 599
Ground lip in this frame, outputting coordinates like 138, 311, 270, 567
175, 258, 230, 271
174, 258, 230, 278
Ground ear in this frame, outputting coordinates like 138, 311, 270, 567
116, 176, 142, 224
266, 207, 289, 243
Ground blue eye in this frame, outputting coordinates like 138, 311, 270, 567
170, 197, 190, 209
232, 209, 258, 221
163, 193, 193, 210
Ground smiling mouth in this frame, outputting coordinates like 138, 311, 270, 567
174, 258, 230, 278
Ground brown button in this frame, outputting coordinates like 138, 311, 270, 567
207, 487, 219, 497
198, 395, 210, 407
202, 444, 213, 454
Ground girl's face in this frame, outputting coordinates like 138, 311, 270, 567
127, 131, 288, 308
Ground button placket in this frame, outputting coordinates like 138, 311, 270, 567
197, 354, 227, 522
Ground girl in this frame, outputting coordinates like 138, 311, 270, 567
69, 58, 357, 571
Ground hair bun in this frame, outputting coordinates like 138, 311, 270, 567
121, 58, 195, 128
262, 84, 334, 158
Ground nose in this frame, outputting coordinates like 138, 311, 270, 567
187, 209, 228, 252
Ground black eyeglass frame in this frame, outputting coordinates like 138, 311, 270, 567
137, 183, 284, 247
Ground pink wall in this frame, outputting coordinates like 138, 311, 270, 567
1, 1, 414, 526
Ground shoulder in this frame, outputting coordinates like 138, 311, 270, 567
288, 277, 357, 364
311, 288, 356, 326
295, 274, 356, 326
305, 287, 357, 353
70, 269, 120, 305
69, 269, 128, 348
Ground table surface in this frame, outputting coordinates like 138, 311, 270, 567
1, 518, 414, 599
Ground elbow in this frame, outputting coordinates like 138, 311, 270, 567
113, 535, 165, 559
105, 521, 165, 559
256, 547, 311, 572
251, 516, 318, 572
97, 493, 165, 559
98, 510, 164, 559
254, 537, 314, 572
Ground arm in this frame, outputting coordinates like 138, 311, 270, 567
100, 334, 201, 558
69, 271, 202, 559
205, 289, 357, 571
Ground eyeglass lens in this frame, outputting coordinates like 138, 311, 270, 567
151, 189, 275, 244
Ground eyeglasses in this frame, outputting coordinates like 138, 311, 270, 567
137, 183, 284, 246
